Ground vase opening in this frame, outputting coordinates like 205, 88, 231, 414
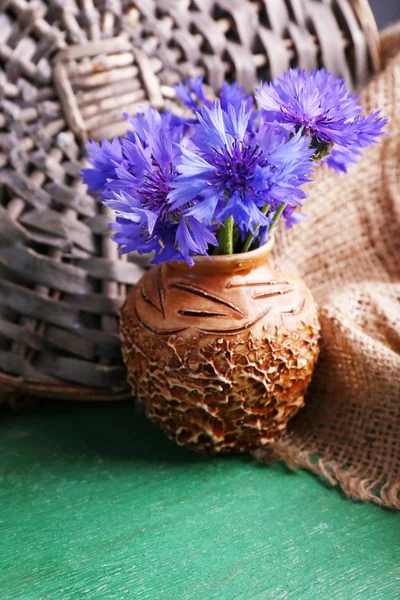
166, 236, 275, 276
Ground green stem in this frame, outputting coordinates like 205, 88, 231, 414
242, 203, 270, 253
217, 216, 234, 255
232, 225, 241, 253
268, 203, 286, 233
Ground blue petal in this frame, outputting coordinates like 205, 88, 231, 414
175, 218, 200, 257
188, 217, 218, 252
184, 192, 220, 225
175, 81, 198, 110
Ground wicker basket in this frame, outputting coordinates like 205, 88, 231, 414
0, 0, 380, 404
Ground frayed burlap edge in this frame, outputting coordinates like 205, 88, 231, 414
262, 441, 400, 510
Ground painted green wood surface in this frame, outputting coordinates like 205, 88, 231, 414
0, 403, 399, 600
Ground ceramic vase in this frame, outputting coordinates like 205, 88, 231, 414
120, 239, 320, 454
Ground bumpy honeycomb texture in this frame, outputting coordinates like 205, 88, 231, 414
120, 247, 320, 454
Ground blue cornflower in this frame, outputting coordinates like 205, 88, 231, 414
81, 137, 124, 192
83, 73, 387, 263
124, 107, 186, 144
82, 109, 217, 265
256, 68, 387, 170
175, 77, 212, 111
169, 100, 313, 236
282, 205, 308, 229
175, 76, 253, 114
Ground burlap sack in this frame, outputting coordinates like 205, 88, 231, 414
262, 26, 400, 509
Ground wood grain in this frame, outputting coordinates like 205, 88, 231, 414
0, 403, 399, 599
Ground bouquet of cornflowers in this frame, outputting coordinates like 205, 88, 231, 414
83, 69, 387, 266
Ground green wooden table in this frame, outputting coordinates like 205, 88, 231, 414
1, 402, 399, 600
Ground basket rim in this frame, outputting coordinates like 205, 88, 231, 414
0, 372, 131, 402
351, 0, 381, 73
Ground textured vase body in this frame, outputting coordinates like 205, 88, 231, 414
120, 241, 320, 454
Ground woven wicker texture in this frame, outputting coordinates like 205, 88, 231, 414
0, 0, 379, 402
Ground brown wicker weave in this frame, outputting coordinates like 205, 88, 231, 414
0, 0, 380, 403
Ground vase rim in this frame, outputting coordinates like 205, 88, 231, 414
167, 236, 275, 275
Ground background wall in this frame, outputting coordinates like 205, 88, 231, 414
370, 0, 400, 29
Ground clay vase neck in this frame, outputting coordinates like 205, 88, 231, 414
165, 237, 275, 278
127, 235, 313, 335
